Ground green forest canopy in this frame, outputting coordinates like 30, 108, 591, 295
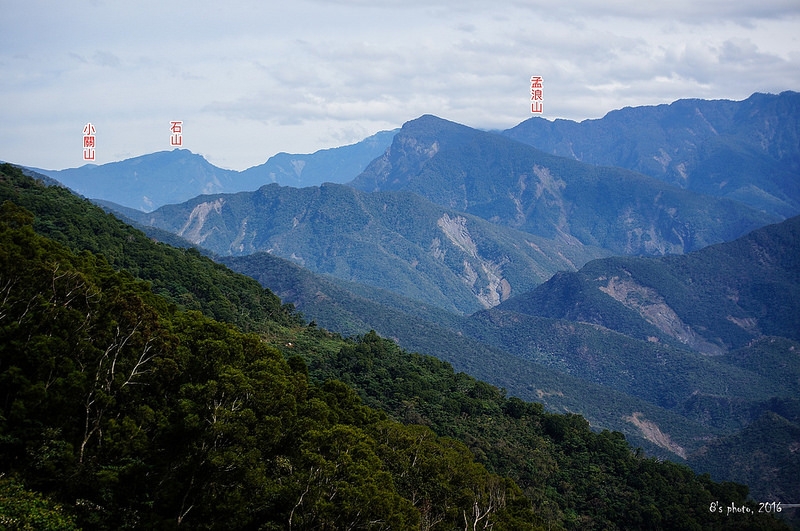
0, 163, 789, 529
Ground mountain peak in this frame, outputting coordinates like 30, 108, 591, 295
350, 115, 490, 193
240, 129, 396, 188
35, 149, 239, 212
351, 110, 777, 255
400, 114, 478, 139
502, 91, 800, 218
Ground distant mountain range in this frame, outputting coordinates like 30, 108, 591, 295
31, 129, 396, 211
6, 163, 789, 530
29, 92, 799, 225
123, 182, 610, 314
350, 114, 778, 256
9, 91, 800, 519
240, 129, 398, 188
219, 214, 800, 506
502, 91, 800, 218
492, 215, 800, 354
110, 101, 784, 316
32, 149, 240, 212
461, 216, 800, 504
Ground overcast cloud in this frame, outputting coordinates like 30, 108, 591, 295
1, 0, 798, 170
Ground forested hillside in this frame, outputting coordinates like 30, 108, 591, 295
478, 216, 800, 510
221, 249, 717, 461
0, 197, 537, 529
496, 215, 800, 352
125, 182, 609, 314
223, 235, 800, 518
1, 163, 791, 529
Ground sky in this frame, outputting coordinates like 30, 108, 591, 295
2, 0, 799, 171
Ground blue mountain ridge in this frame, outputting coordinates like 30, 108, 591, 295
502, 91, 800, 218
30, 129, 397, 211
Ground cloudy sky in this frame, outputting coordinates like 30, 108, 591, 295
2, 0, 799, 171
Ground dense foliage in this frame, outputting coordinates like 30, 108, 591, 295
0, 197, 537, 529
0, 476, 80, 530
222, 249, 709, 461
0, 164, 299, 334
291, 329, 788, 530
0, 164, 791, 529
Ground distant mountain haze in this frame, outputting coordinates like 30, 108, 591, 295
32, 150, 240, 212
350, 114, 778, 256
30, 129, 397, 211
502, 91, 800, 218
96, 97, 795, 315
29, 91, 797, 228
240, 129, 398, 188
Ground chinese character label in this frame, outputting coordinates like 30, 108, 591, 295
170, 121, 183, 147
530, 76, 543, 113
83, 123, 96, 160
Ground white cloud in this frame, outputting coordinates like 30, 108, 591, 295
1, 0, 798, 170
